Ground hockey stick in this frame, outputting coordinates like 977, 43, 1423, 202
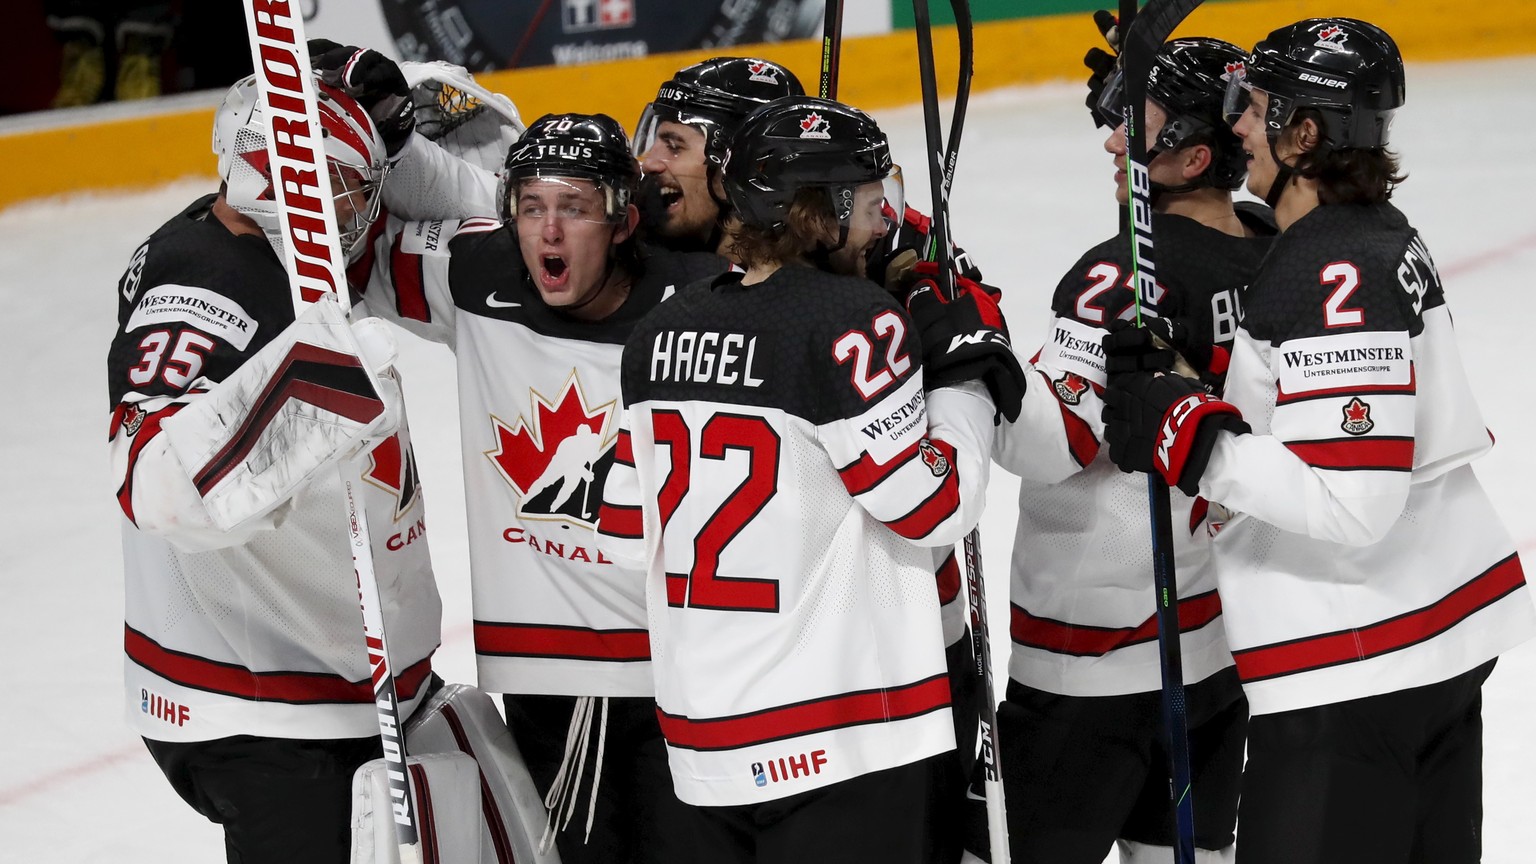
911, 4, 1007, 863
240, 4, 423, 863
819, 0, 844, 99
1118, 2, 1206, 862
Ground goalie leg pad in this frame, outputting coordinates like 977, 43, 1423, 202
350, 683, 560, 864
352, 751, 482, 864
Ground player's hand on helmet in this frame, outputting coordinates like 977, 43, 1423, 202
1084, 9, 1122, 128
867, 207, 983, 294
309, 39, 415, 158
1101, 371, 1248, 494
903, 275, 1026, 424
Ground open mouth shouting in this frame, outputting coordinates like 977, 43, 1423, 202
540, 254, 570, 289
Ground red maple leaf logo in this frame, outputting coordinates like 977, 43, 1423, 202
1224, 61, 1245, 76
1340, 396, 1374, 434
801, 112, 822, 132
363, 433, 421, 521
748, 61, 770, 76
1318, 25, 1343, 41
486, 374, 615, 522
1053, 372, 1090, 405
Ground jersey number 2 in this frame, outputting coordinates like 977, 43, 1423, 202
833, 311, 911, 400
654, 411, 781, 613
1321, 262, 1364, 328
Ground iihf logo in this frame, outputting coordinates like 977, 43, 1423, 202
746, 60, 779, 85
142, 688, 191, 727
1340, 397, 1375, 435
751, 762, 768, 787
1314, 24, 1349, 52
799, 112, 831, 140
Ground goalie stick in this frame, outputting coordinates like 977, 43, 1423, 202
239, 3, 423, 863
1118, 1, 1207, 862
910, 3, 1007, 863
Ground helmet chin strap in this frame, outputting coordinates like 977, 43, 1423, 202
1263, 137, 1298, 210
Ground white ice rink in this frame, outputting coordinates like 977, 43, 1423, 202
2, 56, 1532, 862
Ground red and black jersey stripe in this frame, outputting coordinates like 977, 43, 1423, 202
657, 673, 951, 752
936, 550, 961, 605
125, 624, 433, 703
390, 232, 431, 323
886, 439, 961, 540
1010, 590, 1223, 657
613, 429, 634, 467
473, 621, 650, 663
191, 343, 383, 495
1284, 436, 1414, 472
596, 502, 643, 540
113, 401, 187, 526
836, 438, 922, 497
1232, 554, 1526, 683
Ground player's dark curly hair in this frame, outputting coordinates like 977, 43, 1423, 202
1286, 108, 1406, 205
726, 188, 840, 270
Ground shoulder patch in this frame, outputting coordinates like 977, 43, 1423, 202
1053, 372, 1091, 405
1340, 397, 1375, 435
400, 219, 461, 256
1274, 330, 1411, 396
127, 284, 257, 350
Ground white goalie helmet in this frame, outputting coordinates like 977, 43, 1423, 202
213, 74, 388, 260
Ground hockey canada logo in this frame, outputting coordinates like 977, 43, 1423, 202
746, 60, 779, 85
1222, 60, 1245, 81
918, 440, 951, 476
1053, 372, 1090, 405
363, 433, 423, 522
1315, 25, 1349, 52
486, 372, 616, 528
121, 403, 146, 436
799, 111, 831, 140
1340, 397, 1375, 435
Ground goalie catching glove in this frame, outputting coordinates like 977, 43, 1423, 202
309, 39, 415, 157
903, 275, 1026, 424
1101, 371, 1249, 495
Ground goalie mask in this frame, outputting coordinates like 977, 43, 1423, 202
213, 74, 388, 261
497, 113, 641, 225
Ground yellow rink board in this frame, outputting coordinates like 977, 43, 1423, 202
1, 0, 1528, 210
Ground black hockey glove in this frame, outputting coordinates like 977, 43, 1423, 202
1103, 316, 1215, 380
309, 39, 415, 158
867, 207, 983, 294
904, 277, 1026, 424
1101, 371, 1249, 495
1084, 9, 1122, 128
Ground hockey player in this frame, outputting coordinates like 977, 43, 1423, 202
1103, 19, 1536, 863
633, 55, 805, 253
108, 75, 442, 863
980, 37, 1270, 863
596, 96, 1026, 862
357, 113, 728, 863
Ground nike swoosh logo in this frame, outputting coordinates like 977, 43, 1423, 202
486, 294, 521, 309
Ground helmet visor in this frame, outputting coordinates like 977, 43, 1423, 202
1222, 65, 1255, 127
510, 176, 628, 227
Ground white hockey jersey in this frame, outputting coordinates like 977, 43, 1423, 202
597, 267, 996, 806
1196, 202, 1536, 715
109, 197, 441, 743
995, 212, 1271, 697
358, 215, 727, 697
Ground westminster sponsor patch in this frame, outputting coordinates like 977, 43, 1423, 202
400, 219, 458, 256
1037, 317, 1108, 386
851, 373, 927, 464
1274, 330, 1411, 395
127, 284, 256, 350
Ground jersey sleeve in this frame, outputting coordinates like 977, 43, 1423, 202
380, 132, 500, 220
594, 410, 648, 570
353, 214, 501, 346
1201, 253, 1418, 547
993, 248, 1133, 483
816, 301, 995, 547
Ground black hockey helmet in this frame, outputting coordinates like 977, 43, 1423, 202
635, 57, 807, 168
499, 113, 641, 222
1225, 18, 1405, 150
1098, 37, 1250, 191
722, 97, 893, 233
